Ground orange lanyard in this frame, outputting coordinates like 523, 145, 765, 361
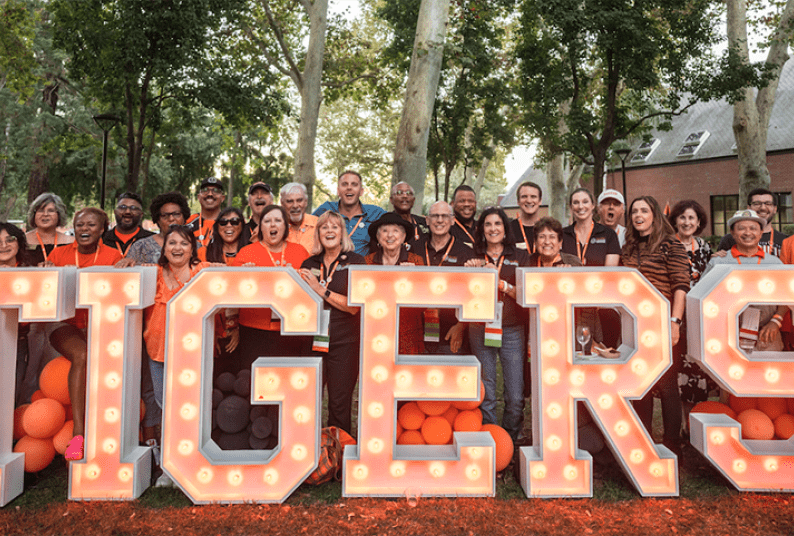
455, 218, 475, 244
575, 222, 594, 265
425, 237, 455, 266
114, 242, 127, 258
537, 254, 561, 267
518, 221, 534, 253
347, 215, 364, 239
35, 231, 56, 262
485, 253, 506, 278
74, 245, 100, 268
262, 242, 285, 266
320, 258, 341, 287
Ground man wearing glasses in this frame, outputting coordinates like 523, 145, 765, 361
102, 192, 153, 256
188, 177, 226, 246
389, 181, 428, 252
718, 188, 788, 257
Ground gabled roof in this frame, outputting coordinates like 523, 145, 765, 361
499, 165, 549, 209
626, 60, 794, 167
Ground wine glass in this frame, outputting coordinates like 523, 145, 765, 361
576, 325, 592, 356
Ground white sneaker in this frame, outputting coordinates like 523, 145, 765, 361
155, 473, 175, 487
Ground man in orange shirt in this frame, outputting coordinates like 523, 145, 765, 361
102, 192, 153, 256
187, 177, 226, 246
281, 182, 317, 253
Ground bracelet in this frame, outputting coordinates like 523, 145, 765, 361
773, 313, 784, 322
670, 317, 682, 325
770, 317, 783, 328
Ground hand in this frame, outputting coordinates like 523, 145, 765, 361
464, 258, 485, 268
399, 262, 416, 266
115, 257, 136, 268
40, 261, 54, 267
445, 323, 465, 353
242, 262, 256, 267
671, 321, 680, 345
759, 321, 781, 344
225, 328, 240, 353
299, 268, 322, 293
712, 249, 728, 258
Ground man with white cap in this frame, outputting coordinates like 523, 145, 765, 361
705, 209, 786, 350
597, 188, 626, 247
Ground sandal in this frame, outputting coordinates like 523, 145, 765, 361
65, 435, 85, 461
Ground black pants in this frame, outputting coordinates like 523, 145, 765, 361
238, 325, 312, 371
318, 337, 360, 435
633, 364, 682, 448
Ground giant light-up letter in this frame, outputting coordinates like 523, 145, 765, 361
518, 268, 677, 498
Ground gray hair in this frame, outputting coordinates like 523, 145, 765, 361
27, 193, 68, 229
280, 182, 308, 200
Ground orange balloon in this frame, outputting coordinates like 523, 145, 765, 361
39, 356, 71, 405
453, 381, 485, 410
13, 404, 29, 440
397, 402, 426, 431
441, 405, 459, 428
454, 410, 483, 432
421, 416, 452, 445
22, 398, 66, 439
397, 430, 426, 445
396, 421, 404, 438
417, 400, 451, 416
758, 398, 787, 421
53, 421, 75, 455
774, 414, 794, 440
31, 390, 46, 402
14, 436, 56, 473
481, 424, 514, 472
690, 401, 737, 420
737, 409, 774, 440
729, 394, 758, 414
787, 399, 794, 414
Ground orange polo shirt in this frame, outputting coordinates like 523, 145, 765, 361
286, 213, 318, 255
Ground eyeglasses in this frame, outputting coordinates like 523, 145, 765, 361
36, 207, 58, 215
160, 211, 183, 220
218, 217, 242, 226
394, 190, 414, 197
427, 214, 452, 220
0, 235, 18, 245
200, 187, 223, 195
116, 204, 142, 213
750, 201, 775, 208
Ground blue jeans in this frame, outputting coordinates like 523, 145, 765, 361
149, 358, 165, 409
468, 323, 526, 440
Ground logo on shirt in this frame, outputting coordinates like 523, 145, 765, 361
590, 237, 606, 244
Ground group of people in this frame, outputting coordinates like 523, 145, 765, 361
2, 168, 791, 471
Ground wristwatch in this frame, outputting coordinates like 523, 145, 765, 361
670, 317, 682, 325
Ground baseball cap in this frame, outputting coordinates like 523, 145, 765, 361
199, 177, 225, 191
597, 189, 624, 205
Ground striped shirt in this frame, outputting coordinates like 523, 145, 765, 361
621, 237, 690, 301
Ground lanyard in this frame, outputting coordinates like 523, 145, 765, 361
425, 237, 455, 266
320, 258, 341, 287
262, 242, 285, 266
114, 242, 127, 258
347, 215, 364, 239
762, 228, 775, 254
35, 231, 56, 262
518, 222, 534, 253
485, 252, 506, 279
197, 214, 213, 244
455, 218, 475, 244
737, 255, 762, 265
74, 244, 100, 268
575, 222, 594, 265
536, 254, 561, 267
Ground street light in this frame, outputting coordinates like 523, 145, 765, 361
93, 113, 122, 210
614, 147, 631, 226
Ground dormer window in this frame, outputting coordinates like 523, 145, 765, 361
677, 131, 710, 157
631, 138, 660, 162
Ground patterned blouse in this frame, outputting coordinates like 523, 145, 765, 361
682, 236, 712, 288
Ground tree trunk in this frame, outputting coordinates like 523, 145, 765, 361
294, 0, 328, 209
392, 0, 451, 213
727, 0, 794, 201
26, 81, 60, 203
548, 153, 567, 223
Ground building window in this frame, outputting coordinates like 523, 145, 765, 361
676, 131, 710, 158
631, 138, 660, 162
710, 192, 794, 236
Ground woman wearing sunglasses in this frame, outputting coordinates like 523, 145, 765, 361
200, 207, 249, 264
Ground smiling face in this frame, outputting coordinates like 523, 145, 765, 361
748, 193, 776, 225
74, 212, 104, 249
217, 214, 243, 245
598, 198, 624, 229
570, 191, 595, 223
483, 213, 505, 246
318, 218, 343, 251
535, 227, 562, 261
198, 186, 225, 212
427, 202, 454, 238
731, 220, 763, 251
114, 198, 143, 232
518, 185, 541, 218
249, 188, 273, 220
675, 208, 700, 240
0, 230, 20, 266
158, 202, 185, 230
34, 202, 59, 231
164, 232, 193, 268
338, 173, 363, 210
281, 191, 308, 225
390, 182, 415, 214
452, 190, 476, 221
631, 200, 654, 237
261, 209, 287, 248
376, 224, 406, 255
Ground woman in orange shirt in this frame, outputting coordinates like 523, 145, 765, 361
143, 226, 213, 409
45, 208, 123, 460
199, 207, 249, 265
231, 205, 311, 372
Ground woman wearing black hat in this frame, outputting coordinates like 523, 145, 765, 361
365, 212, 426, 354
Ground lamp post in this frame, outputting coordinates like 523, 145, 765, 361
93, 113, 122, 210
614, 148, 631, 226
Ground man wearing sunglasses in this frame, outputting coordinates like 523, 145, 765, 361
102, 192, 153, 256
241, 181, 274, 244
718, 188, 788, 257
187, 177, 226, 246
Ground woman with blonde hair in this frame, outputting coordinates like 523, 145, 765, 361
299, 212, 365, 434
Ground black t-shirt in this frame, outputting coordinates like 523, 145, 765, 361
240, 218, 258, 245
301, 251, 365, 344
450, 216, 477, 249
561, 222, 621, 266
102, 226, 154, 255
478, 244, 531, 327
387, 212, 429, 253
422, 236, 477, 337
510, 219, 535, 254
718, 229, 787, 257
